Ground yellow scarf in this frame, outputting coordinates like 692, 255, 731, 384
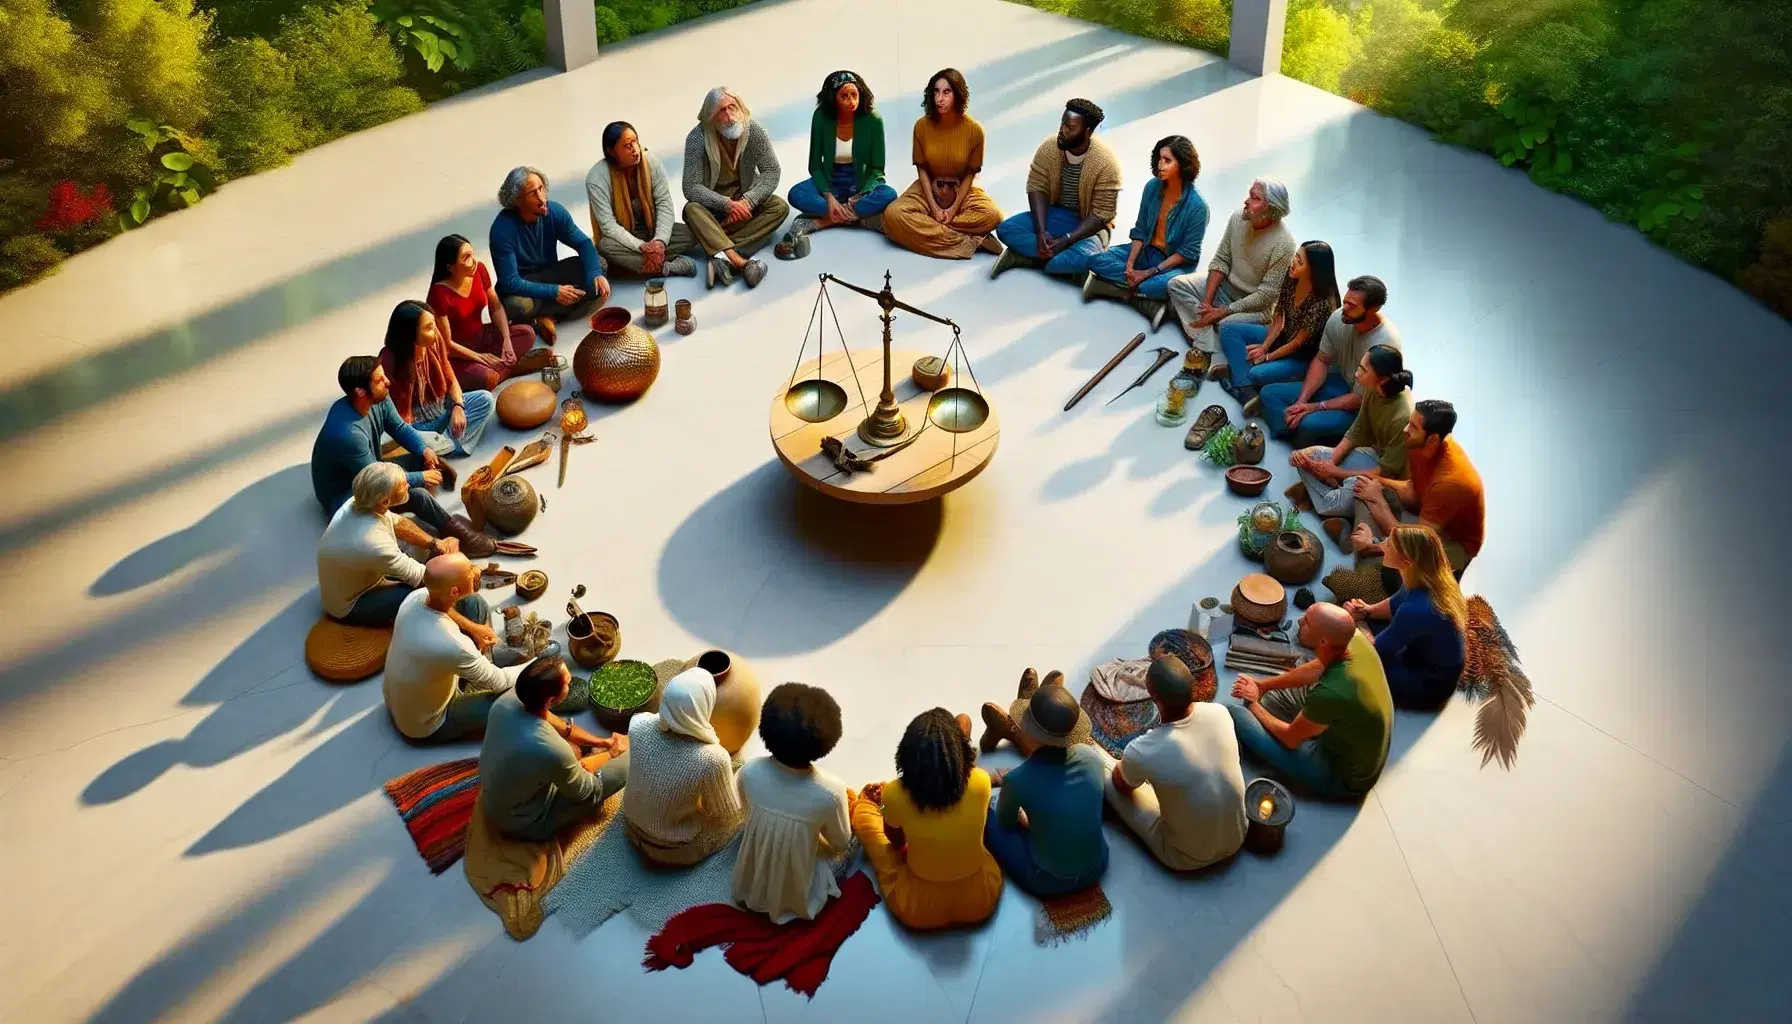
609, 155, 656, 238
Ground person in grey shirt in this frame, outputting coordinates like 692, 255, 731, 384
478, 657, 630, 842
1255, 274, 1401, 446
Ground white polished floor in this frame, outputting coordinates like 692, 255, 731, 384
3, 1, 1790, 1020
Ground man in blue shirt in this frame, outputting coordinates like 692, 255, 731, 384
979, 674, 1109, 897
310, 356, 495, 556
491, 166, 611, 340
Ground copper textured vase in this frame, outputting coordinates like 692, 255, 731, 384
574, 307, 660, 402
1264, 529, 1324, 585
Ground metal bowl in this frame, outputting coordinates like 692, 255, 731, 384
926, 387, 989, 433
785, 379, 848, 423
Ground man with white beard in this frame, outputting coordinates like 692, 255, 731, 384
682, 86, 788, 290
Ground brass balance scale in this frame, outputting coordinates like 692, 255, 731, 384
772, 272, 997, 502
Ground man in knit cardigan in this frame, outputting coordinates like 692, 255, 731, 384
683, 86, 789, 290
990, 98, 1122, 282
1168, 179, 1296, 379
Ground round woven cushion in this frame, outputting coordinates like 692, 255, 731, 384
305, 617, 393, 682
496, 380, 556, 429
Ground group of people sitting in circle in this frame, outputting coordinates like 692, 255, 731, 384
299, 66, 1493, 929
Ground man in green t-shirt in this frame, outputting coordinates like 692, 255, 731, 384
1227, 602, 1393, 798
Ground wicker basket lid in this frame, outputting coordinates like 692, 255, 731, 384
305, 617, 393, 682
1236, 573, 1284, 606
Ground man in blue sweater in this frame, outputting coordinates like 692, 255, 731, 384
491, 166, 611, 341
311, 356, 495, 557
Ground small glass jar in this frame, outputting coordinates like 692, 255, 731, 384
1156, 377, 1194, 426
674, 298, 695, 335
643, 279, 669, 327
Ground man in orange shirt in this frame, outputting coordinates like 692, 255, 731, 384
1350, 399, 1484, 579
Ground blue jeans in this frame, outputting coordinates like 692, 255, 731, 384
1218, 322, 1308, 394
1226, 702, 1356, 800
1085, 244, 1186, 301
788, 167, 897, 220
411, 390, 494, 458
1259, 372, 1353, 445
983, 800, 1107, 898
996, 206, 1105, 278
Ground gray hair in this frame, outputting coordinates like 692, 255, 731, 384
498, 166, 547, 209
351, 462, 407, 514
696, 87, 752, 191
1253, 177, 1291, 219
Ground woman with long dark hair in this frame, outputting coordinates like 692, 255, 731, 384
378, 299, 493, 458
1218, 239, 1341, 403
850, 707, 1003, 929
1290, 343, 1413, 538
426, 235, 546, 393
777, 71, 899, 258
880, 69, 1005, 260
1082, 135, 1209, 332
584, 121, 700, 278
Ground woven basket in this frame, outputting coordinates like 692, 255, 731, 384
305, 617, 393, 682
1231, 573, 1287, 629
484, 476, 538, 536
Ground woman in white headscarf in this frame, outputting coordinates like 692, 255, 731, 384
621, 667, 746, 866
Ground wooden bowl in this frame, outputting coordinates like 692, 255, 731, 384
1225, 465, 1272, 496
588, 659, 661, 733
515, 569, 548, 601
496, 380, 557, 429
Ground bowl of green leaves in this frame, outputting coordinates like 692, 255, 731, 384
587, 659, 661, 733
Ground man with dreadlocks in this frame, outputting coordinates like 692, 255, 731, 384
989, 98, 1122, 283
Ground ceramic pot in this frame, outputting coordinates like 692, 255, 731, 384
483, 475, 538, 535
496, 380, 556, 429
566, 611, 620, 668
574, 307, 660, 402
699, 649, 761, 756
1235, 422, 1266, 465
1264, 529, 1324, 585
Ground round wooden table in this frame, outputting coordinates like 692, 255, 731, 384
769, 349, 1000, 504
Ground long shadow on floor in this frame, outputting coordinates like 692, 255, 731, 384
656, 461, 945, 655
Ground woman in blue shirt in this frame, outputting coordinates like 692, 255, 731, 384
1082, 135, 1208, 332
1346, 524, 1467, 710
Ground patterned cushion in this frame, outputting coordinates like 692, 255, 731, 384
305, 617, 393, 682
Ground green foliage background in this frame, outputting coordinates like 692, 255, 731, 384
1013, 0, 1792, 318
0, 0, 760, 291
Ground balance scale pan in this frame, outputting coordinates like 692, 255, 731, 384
785, 379, 849, 423
926, 388, 989, 433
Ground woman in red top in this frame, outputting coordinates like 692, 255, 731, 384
427, 234, 545, 392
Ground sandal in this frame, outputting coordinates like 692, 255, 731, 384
1184, 404, 1230, 451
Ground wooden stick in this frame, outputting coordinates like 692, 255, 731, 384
1064, 332, 1146, 411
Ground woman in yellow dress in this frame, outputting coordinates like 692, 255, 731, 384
881, 68, 1005, 260
851, 708, 1004, 930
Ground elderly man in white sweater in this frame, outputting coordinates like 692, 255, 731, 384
317, 463, 463, 626
1167, 178, 1296, 379
384, 552, 516, 743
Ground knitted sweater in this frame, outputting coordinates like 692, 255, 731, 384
621, 713, 744, 852
1025, 135, 1121, 226
309, 397, 429, 515
683, 120, 781, 214
1209, 211, 1297, 319
807, 108, 887, 197
315, 502, 426, 618
488, 201, 603, 302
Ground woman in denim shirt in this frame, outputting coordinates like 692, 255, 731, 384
1082, 135, 1209, 332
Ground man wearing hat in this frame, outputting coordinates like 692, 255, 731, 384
1098, 655, 1248, 871
978, 671, 1109, 897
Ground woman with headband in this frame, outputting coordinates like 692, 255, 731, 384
777, 71, 899, 259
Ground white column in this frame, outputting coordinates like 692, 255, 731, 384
1229, 0, 1288, 77
543, 0, 599, 72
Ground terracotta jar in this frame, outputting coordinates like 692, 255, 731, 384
574, 307, 660, 402
698, 649, 761, 756
1264, 529, 1323, 585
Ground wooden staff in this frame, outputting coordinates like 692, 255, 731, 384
1064, 333, 1146, 411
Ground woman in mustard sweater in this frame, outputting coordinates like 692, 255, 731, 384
777, 70, 898, 259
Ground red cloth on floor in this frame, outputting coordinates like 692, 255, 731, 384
642, 871, 881, 998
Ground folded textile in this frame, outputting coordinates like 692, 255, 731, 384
463, 791, 616, 940
642, 871, 882, 998
1087, 656, 1151, 703
545, 827, 745, 938
383, 758, 481, 873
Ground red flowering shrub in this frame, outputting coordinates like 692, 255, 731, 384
34, 181, 115, 235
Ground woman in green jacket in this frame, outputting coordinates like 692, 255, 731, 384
777, 70, 898, 259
